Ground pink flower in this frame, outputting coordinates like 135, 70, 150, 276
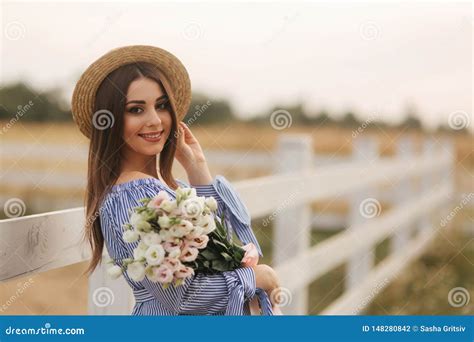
180, 245, 199, 262
147, 191, 170, 210
186, 235, 209, 249
163, 257, 181, 272
174, 264, 195, 279
164, 240, 182, 253
149, 264, 174, 284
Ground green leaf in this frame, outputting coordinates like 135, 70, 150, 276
200, 249, 220, 261
212, 260, 230, 272
220, 252, 232, 261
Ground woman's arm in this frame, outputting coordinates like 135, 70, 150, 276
177, 175, 264, 257
174, 121, 263, 256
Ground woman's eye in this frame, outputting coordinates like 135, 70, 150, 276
156, 101, 169, 110
128, 107, 143, 114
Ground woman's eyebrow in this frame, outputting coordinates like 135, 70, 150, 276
125, 95, 168, 105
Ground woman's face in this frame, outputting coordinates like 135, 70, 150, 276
122, 77, 173, 157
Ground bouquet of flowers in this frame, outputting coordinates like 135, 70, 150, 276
107, 187, 249, 288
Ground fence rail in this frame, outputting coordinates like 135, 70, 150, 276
0, 134, 455, 315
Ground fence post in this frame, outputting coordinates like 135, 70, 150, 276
273, 134, 312, 315
390, 137, 415, 253
346, 137, 378, 293
88, 250, 134, 315
418, 138, 436, 235
436, 137, 456, 231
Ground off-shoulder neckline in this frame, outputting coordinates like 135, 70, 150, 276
110, 177, 168, 193
108, 177, 189, 194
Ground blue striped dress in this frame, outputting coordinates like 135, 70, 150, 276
99, 175, 273, 315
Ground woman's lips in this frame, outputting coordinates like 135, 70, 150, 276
138, 130, 163, 142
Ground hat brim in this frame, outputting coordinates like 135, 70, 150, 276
71, 45, 191, 139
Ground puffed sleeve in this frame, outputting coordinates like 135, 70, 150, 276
177, 175, 263, 257
100, 188, 261, 315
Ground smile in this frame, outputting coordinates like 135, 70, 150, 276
138, 130, 164, 142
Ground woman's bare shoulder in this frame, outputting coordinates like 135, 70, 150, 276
114, 171, 157, 186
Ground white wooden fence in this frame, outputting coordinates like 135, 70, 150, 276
0, 134, 455, 315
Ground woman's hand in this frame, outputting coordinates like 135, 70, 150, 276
175, 121, 212, 185
175, 122, 206, 168
251, 264, 282, 309
241, 243, 259, 267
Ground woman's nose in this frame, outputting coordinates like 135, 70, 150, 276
146, 107, 162, 125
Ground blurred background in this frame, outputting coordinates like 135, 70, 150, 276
0, 0, 472, 315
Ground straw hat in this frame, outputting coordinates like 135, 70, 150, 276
71, 45, 191, 139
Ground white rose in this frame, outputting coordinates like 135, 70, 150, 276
136, 220, 152, 233
133, 247, 146, 260
130, 212, 143, 227
107, 265, 122, 279
176, 187, 197, 201
205, 197, 218, 211
180, 197, 205, 218
168, 248, 181, 259
145, 244, 165, 266
187, 225, 204, 239
178, 219, 194, 233
158, 215, 172, 228
122, 230, 139, 243
159, 199, 177, 213
170, 220, 192, 238
199, 214, 216, 234
127, 261, 146, 282
159, 229, 177, 242
142, 232, 162, 246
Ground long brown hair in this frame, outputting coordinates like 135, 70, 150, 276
82, 62, 179, 276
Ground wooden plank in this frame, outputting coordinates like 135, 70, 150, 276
0, 207, 90, 282
238, 154, 451, 218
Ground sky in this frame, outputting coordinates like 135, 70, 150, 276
2, 0, 472, 129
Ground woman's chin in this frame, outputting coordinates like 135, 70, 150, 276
144, 147, 164, 155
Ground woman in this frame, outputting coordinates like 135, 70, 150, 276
71, 45, 281, 315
